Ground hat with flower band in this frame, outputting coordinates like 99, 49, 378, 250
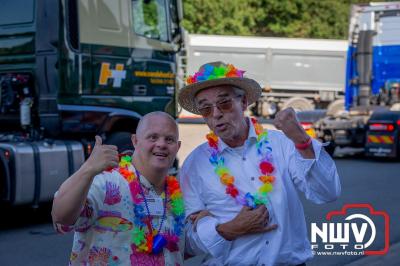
178, 61, 262, 115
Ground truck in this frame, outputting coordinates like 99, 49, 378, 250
178, 33, 347, 118
0, 0, 183, 207
315, 2, 400, 158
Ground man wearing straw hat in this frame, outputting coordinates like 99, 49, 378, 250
179, 62, 341, 265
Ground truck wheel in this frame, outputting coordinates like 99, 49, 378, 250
327, 99, 345, 116
255, 100, 277, 118
282, 97, 314, 112
0, 151, 10, 202
390, 103, 400, 111
105, 132, 134, 154
260, 101, 277, 118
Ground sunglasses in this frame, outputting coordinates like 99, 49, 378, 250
197, 96, 241, 117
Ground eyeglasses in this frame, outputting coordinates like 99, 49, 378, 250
197, 96, 242, 117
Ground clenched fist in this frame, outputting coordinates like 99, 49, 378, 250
273, 107, 309, 145
84, 136, 119, 176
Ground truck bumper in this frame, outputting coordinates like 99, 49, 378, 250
365, 133, 398, 158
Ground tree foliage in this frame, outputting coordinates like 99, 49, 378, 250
182, 0, 391, 39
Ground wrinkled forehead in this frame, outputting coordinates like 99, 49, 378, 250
195, 85, 238, 105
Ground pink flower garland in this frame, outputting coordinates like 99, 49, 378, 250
207, 118, 275, 207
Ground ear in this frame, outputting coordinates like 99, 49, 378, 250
177, 140, 181, 151
241, 94, 248, 111
131, 134, 138, 148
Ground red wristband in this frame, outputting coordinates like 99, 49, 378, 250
295, 137, 312, 150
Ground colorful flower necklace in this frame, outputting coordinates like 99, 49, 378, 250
207, 118, 275, 208
117, 155, 185, 254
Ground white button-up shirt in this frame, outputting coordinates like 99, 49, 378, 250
180, 120, 341, 265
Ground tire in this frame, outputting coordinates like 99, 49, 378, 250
0, 152, 9, 201
260, 101, 277, 118
390, 103, 400, 111
327, 99, 345, 116
105, 132, 134, 154
281, 97, 314, 112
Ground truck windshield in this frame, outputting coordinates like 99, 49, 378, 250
0, 0, 35, 26
169, 0, 180, 40
132, 0, 168, 42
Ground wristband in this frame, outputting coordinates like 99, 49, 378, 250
295, 137, 312, 150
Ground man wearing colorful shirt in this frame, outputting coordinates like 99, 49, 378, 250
178, 62, 341, 265
52, 111, 185, 265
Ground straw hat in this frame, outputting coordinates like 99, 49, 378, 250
178, 62, 262, 114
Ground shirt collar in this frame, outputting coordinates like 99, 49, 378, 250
129, 164, 153, 190
218, 117, 258, 152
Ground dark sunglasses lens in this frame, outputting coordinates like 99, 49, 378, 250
217, 100, 233, 111
199, 107, 212, 117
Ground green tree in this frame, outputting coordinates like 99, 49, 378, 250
182, 0, 392, 39
182, 0, 258, 35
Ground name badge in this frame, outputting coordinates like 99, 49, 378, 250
144, 197, 164, 216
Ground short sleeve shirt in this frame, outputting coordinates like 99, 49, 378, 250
55, 165, 184, 266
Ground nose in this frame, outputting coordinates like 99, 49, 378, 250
155, 138, 168, 149
211, 105, 224, 119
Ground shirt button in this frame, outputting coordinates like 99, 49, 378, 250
265, 240, 269, 245
251, 177, 255, 181
242, 157, 246, 161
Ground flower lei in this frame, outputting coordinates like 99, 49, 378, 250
206, 118, 275, 208
117, 155, 185, 254
186, 63, 245, 84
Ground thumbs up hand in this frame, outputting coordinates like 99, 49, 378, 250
84, 136, 119, 176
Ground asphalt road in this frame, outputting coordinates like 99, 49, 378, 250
0, 123, 399, 266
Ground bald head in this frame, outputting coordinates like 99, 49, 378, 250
132, 112, 180, 179
136, 111, 179, 138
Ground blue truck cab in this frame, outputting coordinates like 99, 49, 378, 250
317, 2, 400, 158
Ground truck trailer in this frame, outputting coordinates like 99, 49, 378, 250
179, 33, 347, 118
0, 0, 183, 206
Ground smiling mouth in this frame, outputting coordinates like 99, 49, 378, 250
153, 152, 168, 158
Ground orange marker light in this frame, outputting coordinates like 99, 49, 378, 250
87, 143, 93, 155
4, 150, 10, 161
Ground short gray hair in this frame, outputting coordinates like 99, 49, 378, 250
233, 87, 245, 97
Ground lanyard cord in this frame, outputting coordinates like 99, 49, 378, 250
135, 169, 168, 233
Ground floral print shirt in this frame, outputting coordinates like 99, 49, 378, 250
55, 165, 184, 266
